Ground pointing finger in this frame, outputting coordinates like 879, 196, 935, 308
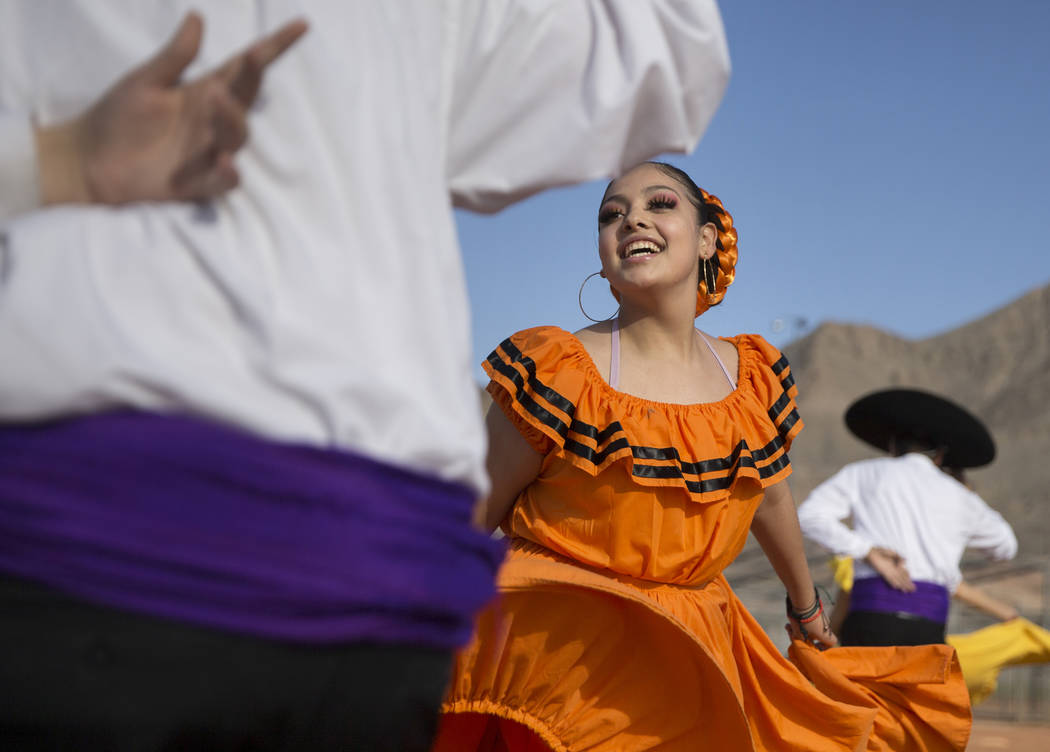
138, 12, 204, 86
222, 18, 308, 107
246, 18, 309, 70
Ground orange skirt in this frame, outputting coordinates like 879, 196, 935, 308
434, 542, 971, 752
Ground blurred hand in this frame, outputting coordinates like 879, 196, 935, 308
36, 12, 308, 206
865, 546, 915, 592
997, 604, 1021, 622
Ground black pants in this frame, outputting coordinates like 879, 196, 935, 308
840, 609, 947, 647
0, 575, 452, 752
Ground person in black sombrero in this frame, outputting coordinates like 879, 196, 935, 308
797, 388, 1018, 646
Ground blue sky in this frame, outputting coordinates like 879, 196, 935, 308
456, 0, 1050, 379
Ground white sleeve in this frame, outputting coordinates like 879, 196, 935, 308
964, 492, 1018, 562
0, 114, 41, 225
446, 0, 730, 213
797, 465, 874, 560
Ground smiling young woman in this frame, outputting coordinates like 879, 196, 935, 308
432, 162, 973, 752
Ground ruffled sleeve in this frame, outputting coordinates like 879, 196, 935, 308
482, 326, 592, 457
483, 327, 804, 504
734, 334, 804, 482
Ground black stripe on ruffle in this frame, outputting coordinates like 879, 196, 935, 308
495, 338, 576, 417
631, 429, 789, 494
770, 353, 796, 392
768, 392, 802, 436
778, 407, 801, 437
566, 434, 631, 466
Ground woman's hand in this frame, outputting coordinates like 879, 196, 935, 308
786, 593, 839, 649
36, 12, 308, 207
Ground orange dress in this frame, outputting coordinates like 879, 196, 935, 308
434, 327, 971, 752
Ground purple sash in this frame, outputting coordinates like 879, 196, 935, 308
0, 411, 504, 647
851, 577, 950, 624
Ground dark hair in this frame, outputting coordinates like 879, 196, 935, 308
890, 432, 943, 458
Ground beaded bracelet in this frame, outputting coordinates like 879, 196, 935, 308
797, 606, 825, 624
785, 588, 822, 622
786, 588, 832, 648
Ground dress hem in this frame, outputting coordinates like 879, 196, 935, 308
441, 699, 569, 752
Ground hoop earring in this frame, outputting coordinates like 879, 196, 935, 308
578, 271, 619, 323
702, 257, 718, 299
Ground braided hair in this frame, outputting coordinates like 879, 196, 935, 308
644, 162, 738, 316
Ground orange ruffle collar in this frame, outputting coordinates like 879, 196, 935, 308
483, 326, 803, 505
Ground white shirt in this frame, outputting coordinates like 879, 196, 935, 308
797, 453, 1017, 591
0, 1, 730, 494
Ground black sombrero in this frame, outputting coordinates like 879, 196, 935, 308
844, 388, 995, 468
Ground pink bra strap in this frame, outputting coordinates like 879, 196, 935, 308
699, 331, 736, 388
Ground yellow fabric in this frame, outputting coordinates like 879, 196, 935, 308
947, 619, 1050, 704
833, 555, 856, 591
436, 327, 971, 751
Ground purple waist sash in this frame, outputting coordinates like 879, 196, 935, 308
0, 411, 505, 647
851, 577, 950, 624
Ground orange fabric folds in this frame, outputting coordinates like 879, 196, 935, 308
435, 327, 971, 751
790, 642, 972, 752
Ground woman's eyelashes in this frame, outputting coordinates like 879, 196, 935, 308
598, 194, 679, 225
647, 193, 677, 210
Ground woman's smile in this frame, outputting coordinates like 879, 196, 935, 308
620, 237, 665, 260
